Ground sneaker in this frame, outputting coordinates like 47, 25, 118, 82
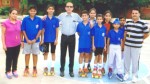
116, 74, 124, 82
124, 73, 129, 81
12, 70, 18, 78
108, 68, 113, 79
6, 72, 12, 79
132, 75, 138, 83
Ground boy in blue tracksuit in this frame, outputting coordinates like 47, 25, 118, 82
41, 4, 59, 76
91, 14, 106, 77
107, 18, 124, 81
77, 10, 91, 74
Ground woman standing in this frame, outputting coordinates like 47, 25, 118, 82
1, 8, 22, 79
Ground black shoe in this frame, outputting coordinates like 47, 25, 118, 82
69, 72, 74, 77
60, 71, 64, 77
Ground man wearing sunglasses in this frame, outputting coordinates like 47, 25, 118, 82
58, 2, 82, 77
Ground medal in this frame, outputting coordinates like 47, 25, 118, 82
16, 35, 18, 39
129, 34, 130, 38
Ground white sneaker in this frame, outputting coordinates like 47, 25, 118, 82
124, 73, 129, 81
132, 75, 138, 83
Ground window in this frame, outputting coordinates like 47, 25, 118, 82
2, 0, 10, 6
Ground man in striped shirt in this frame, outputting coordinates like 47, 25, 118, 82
123, 8, 149, 83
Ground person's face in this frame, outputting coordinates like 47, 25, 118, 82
81, 14, 89, 21
120, 18, 126, 26
96, 17, 103, 24
113, 24, 120, 29
29, 9, 37, 17
47, 7, 54, 15
104, 13, 111, 22
132, 10, 140, 20
9, 10, 18, 20
65, 2, 74, 14
89, 10, 96, 19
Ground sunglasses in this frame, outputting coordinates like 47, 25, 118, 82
66, 6, 73, 8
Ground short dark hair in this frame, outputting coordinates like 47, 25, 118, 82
119, 16, 126, 20
89, 8, 96, 13
81, 10, 89, 15
9, 8, 18, 14
104, 10, 112, 17
47, 4, 55, 10
132, 7, 140, 13
28, 5, 37, 11
96, 14, 103, 19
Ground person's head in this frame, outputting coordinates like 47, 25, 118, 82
132, 8, 140, 21
81, 10, 89, 22
46, 4, 55, 15
28, 5, 37, 17
9, 8, 18, 20
89, 8, 96, 19
65, 2, 74, 14
104, 10, 112, 22
96, 14, 103, 24
119, 16, 126, 26
113, 18, 120, 29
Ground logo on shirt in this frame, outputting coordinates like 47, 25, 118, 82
36, 24, 39, 29
102, 33, 105, 37
118, 38, 120, 41
53, 25, 56, 28
88, 31, 90, 35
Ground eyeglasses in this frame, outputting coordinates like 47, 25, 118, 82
66, 6, 73, 8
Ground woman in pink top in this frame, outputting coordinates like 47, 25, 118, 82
1, 8, 22, 79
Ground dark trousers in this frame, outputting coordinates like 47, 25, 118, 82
5, 45, 20, 73
60, 34, 75, 72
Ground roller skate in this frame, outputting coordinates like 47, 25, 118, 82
82, 68, 88, 77
43, 67, 48, 76
101, 67, 105, 76
32, 69, 37, 77
48, 67, 55, 76
23, 68, 29, 77
92, 67, 97, 78
78, 68, 83, 77
87, 64, 92, 73
97, 69, 102, 78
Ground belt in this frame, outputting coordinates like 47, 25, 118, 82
62, 34, 75, 37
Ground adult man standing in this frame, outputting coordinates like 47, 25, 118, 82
58, 2, 81, 77
123, 8, 149, 83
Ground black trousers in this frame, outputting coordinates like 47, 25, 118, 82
5, 45, 20, 73
60, 34, 75, 72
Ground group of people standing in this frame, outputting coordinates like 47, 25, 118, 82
1, 1, 149, 83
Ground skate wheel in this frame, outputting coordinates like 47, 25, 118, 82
43, 73, 47, 76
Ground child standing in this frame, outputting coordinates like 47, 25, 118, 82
107, 18, 124, 81
77, 10, 91, 76
41, 4, 59, 76
102, 10, 113, 75
21, 5, 43, 77
88, 8, 97, 72
91, 14, 106, 78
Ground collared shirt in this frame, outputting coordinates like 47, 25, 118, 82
77, 22, 91, 48
43, 16, 59, 42
21, 16, 43, 43
125, 19, 149, 48
108, 29, 124, 45
2, 19, 21, 47
58, 12, 82, 36
91, 23, 106, 47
